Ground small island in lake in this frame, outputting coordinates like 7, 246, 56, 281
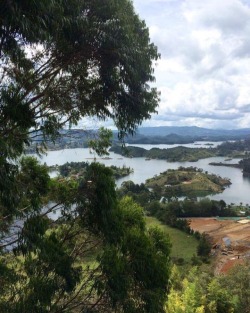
209, 158, 250, 177
145, 166, 231, 197
50, 161, 133, 179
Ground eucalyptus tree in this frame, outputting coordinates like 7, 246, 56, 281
0, 0, 159, 153
0, 1, 172, 312
0, 0, 159, 227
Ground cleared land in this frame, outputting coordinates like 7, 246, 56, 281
146, 216, 198, 262
189, 218, 250, 274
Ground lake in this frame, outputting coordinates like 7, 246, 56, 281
35, 144, 250, 206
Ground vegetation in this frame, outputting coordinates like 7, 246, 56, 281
165, 265, 243, 313
51, 161, 133, 180
145, 147, 215, 162
110, 145, 215, 161
0, 1, 174, 312
148, 196, 240, 218
0, 161, 172, 312
209, 157, 250, 177
116, 178, 239, 218
127, 133, 195, 144
145, 167, 231, 198
216, 139, 250, 157
239, 158, 250, 176
2, 1, 250, 312
117, 181, 155, 207
117, 182, 231, 264
145, 217, 199, 263
109, 165, 134, 179
110, 138, 250, 165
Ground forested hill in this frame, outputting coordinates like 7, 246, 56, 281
109, 145, 215, 162
110, 138, 250, 162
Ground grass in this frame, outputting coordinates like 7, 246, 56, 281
145, 216, 199, 262
146, 170, 228, 196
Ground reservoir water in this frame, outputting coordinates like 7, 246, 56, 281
35, 144, 250, 206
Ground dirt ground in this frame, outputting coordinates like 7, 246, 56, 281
189, 218, 250, 274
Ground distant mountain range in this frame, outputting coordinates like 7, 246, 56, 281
135, 126, 250, 138
27, 126, 250, 152
122, 126, 250, 144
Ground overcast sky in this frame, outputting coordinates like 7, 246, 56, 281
132, 0, 250, 129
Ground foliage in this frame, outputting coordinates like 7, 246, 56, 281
109, 165, 134, 179
239, 158, 250, 176
145, 167, 231, 198
145, 216, 199, 264
218, 264, 250, 313
165, 266, 236, 313
0, 1, 170, 311
88, 127, 113, 156
1, 0, 159, 152
117, 180, 156, 206
54, 161, 89, 177
197, 233, 212, 260
52, 161, 133, 183
0, 162, 172, 312
111, 139, 250, 164
150, 198, 233, 219
216, 139, 250, 158
110, 145, 215, 161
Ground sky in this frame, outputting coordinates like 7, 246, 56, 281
132, 0, 250, 129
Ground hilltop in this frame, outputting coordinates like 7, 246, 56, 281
145, 167, 231, 198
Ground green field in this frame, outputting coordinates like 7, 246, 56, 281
145, 216, 199, 262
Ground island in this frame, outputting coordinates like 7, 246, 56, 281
110, 145, 215, 162
110, 139, 250, 163
145, 166, 231, 198
50, 161, 133, 179
209, 158, 250, 177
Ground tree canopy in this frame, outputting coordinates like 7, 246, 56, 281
1, 0, 159, 157
0, 0, 160, 234
0, 1, 172, 312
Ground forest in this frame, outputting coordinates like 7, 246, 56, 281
1, 1, 250, 312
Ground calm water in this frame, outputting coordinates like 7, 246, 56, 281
35, 144, 250, 205
128, 141, 224, 149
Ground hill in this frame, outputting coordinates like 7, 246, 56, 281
109, 145, 215, 162
145, 167, 231, 197
136, 126, 250, 138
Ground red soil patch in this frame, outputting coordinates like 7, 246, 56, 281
189, 218, 250, 274
220, 258, 245, 273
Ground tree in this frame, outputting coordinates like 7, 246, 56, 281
197, 233, 212, 260
0, 162, 171, 312
0, 1, 171, 312
0, 0, 160, 225
1, 0, 159, 155
0, 0, 159, 227
206, 279, 235, 313
218, 264, 250, 313
165, 266, 236, 313
165, 267, 205, 313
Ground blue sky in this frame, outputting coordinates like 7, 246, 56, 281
132, 0, 250, 129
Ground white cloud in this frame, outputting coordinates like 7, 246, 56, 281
133, 0, 250, 129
